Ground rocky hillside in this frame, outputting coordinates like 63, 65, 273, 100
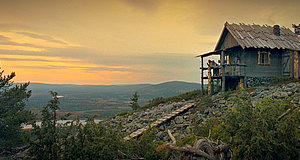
105, 81, 300, 141
2, 81, 298, 159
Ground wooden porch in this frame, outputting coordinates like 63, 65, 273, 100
196, 50, 246, 95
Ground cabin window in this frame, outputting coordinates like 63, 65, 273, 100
258, 51, 271, 65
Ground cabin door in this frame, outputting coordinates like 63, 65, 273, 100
282, 52, 291, 76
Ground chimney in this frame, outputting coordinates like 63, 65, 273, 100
292, 24, 300, 35
273, 25, 280, 36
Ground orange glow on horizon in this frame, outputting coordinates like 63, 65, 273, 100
0, 0, 298, 84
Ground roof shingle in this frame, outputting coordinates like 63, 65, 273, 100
224, 22, 300, 51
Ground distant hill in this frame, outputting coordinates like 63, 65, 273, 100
25, 81, 202, 118
137, 81, 201, 98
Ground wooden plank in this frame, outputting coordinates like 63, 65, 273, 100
221, 50, 225, 93
201, 56, 204, 95
124, 103, 195, 140
211, 76, 222, 79
165, 143, 215, 160
208, 63, 212, 95
224, 64, 247, 66
245, 50, 281, 77
283, 52, 291, 76
294, 51, 299, 79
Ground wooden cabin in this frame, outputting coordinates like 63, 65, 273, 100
197, 22, 300, 95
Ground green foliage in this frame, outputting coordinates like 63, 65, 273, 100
124, 131, 169, 160
193, 117, 221, 138
149, 97, 165, 106
266, 76, 295, 87
142, 89, 201, 110
28, 91, 61, 159
223, 90, 235, 99
164, 89, 201, 102
197, 91, 300, 160
0, 70, 33, 147
114, 89, 202, 118
129, 91, 140, 110
176, 135, 198, 147
28, 92, 169, 160
58, 117, 124, 160
197, 95, 213, 108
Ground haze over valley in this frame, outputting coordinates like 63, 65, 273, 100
26, 81, 201, 118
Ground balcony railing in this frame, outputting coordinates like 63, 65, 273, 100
223, 64, 246, 77
200, 63, 246, 78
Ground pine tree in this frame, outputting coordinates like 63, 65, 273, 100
0, 70, 33, 147
129, 92, 140, 110
28, 91, 61, 160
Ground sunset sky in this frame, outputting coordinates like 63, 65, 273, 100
0, 0, 299, 85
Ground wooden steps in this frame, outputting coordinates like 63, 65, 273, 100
124, 103, 195, 140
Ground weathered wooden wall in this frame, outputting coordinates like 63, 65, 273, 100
219, 30, 239, 50
243, 49, 282, 77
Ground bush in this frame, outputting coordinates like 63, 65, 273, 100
28, 92, 169, 160
142, 89, 202, 110
201, 92, 300, 160
123, 130, 169, 160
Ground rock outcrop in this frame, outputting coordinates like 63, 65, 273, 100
104, 81, 300, 142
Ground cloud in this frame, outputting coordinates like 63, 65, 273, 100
0, 0, 298, 84
0, 40, 45, 49
0, 30, 71, 52
0, 45, 198, 73
16, 31, 66, 45
0, 23, 38, 31
10, 65, 131, 72
0, 33, 46, 51
0, 49, 199, 84
0, 49, 41, 56
0, 35, 10, 41
0, 56, 80, 63
0, 53, 131, 73
120, 0, 159, 11
0, 58, 53, 62
0, 45, 43, 52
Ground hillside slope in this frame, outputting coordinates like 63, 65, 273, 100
137, 81, 200, 98
105, 80, 299, 141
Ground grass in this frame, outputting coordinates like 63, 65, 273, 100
111, 89, 203, 119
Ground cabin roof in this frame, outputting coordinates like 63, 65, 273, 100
215, 22, 300, 51
195, 51, 220, 58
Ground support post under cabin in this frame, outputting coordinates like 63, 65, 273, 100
207, 64, 212, 95
201, 56, 204, 95
221, 50, 225, 93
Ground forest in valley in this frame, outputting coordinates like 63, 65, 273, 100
25, 81, 201, 118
